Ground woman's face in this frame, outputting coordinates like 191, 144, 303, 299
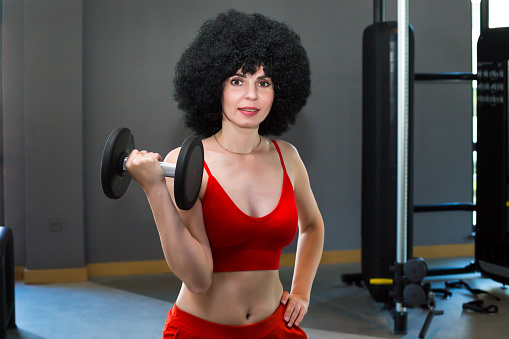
221, 66, 274, 130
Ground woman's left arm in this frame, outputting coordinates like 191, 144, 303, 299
279, 143, 325, 328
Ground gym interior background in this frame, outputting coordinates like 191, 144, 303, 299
2, 1, 473, 282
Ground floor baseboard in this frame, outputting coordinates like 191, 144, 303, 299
17, 243, 475, 283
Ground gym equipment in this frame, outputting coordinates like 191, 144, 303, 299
343, 0, 468, 336
345, 1, 508, 337
360, 18, 415, 307
367, 258, 429, 307
101, 128, 204, 210
463, 300, 498, 314
357, 5, 417, 332
475, 24, 509, 285
0, 227, 16, 338
364, 258, 442, 337
415, 72, 476, 82
419, 294, 443, 339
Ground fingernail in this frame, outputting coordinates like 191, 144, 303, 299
285, 316, 289, 321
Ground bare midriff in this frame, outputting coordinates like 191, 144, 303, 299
175, 270, 284, 325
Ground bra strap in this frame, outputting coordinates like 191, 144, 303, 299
270, 140, 287, 173
203, 161, 212, 176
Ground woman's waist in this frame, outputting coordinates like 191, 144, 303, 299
176, 270, 284, 325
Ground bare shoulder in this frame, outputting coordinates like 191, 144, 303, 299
163, 147, 181, 164
271, 139, 308, 185
272, 139, 303, 165
164, 136, 213, 164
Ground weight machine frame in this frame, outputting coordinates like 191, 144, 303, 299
342, 1, 504, 336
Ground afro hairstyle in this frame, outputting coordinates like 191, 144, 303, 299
173, 9, 311, 137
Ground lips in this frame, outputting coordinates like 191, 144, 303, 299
238, 107, 260, 116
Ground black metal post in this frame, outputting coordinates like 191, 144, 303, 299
414, 202, 476, 213
374, 0, 385, 23
393, 263, 408, 334
481, 0, 489, 33
415, 73, 477, 82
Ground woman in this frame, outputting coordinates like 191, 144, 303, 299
127, 9, 324, 338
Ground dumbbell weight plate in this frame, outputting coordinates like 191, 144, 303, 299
403, 283, 427, 308
174, 136, 204, 210
101, 127, 134, 199
404, 258, 428, 283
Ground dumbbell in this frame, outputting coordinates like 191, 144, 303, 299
100, 127, 204, 210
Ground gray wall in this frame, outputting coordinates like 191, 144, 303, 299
3, 0, 25, 265
4, 0, 85, 270
2, 0, 473, 269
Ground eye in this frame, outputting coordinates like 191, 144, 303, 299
230, 78, 244, 86
258, 80, 272, 88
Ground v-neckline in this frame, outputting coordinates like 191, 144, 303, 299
205, 166, 286, 221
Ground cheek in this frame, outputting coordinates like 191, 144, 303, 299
220, 93, 232, 112
222, 89, 240, 107
264, 92, 275, 109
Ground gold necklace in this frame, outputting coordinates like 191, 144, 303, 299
213, 134, 262, 155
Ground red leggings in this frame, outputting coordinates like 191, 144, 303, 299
162, 303, 307, 338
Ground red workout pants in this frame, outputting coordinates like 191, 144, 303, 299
162, 303, 307, 338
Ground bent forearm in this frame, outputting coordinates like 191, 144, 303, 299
144, 184, 213, 294
290, 221, 324, 300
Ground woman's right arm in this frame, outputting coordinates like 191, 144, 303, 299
126, 148, 213, 295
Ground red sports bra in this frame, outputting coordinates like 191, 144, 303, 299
202, 140, 298, 273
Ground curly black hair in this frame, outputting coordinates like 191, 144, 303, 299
173, 9, 311, 137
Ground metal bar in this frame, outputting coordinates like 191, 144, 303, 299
397, 0, 409, 268
122, 157, 176, 177
427, 262, 478, 277
160, 162, 176, 177
415, 72, 477, 82
396, 0, 409, 321
374, 0, 385, 23
481, 0, 489, 33
414, 202, 476, 212
419, 310, 444, 339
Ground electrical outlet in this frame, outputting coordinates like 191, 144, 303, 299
50, 219, 62, 232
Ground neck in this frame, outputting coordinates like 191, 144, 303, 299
215, 126, 262, 155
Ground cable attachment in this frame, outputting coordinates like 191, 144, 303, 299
462, 300, 499, 315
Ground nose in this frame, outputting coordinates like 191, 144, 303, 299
244, 82, 259, 100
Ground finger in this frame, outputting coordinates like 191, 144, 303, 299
147, 152, 163, 162
281, 291, 290, 305
287, 304, 301, 327
283, 298, 296, 322
126, 150, 140, 169
293, 308, 307, 327
128, 149, 140, 158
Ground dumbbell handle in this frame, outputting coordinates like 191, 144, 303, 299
122, 157, 176, 177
